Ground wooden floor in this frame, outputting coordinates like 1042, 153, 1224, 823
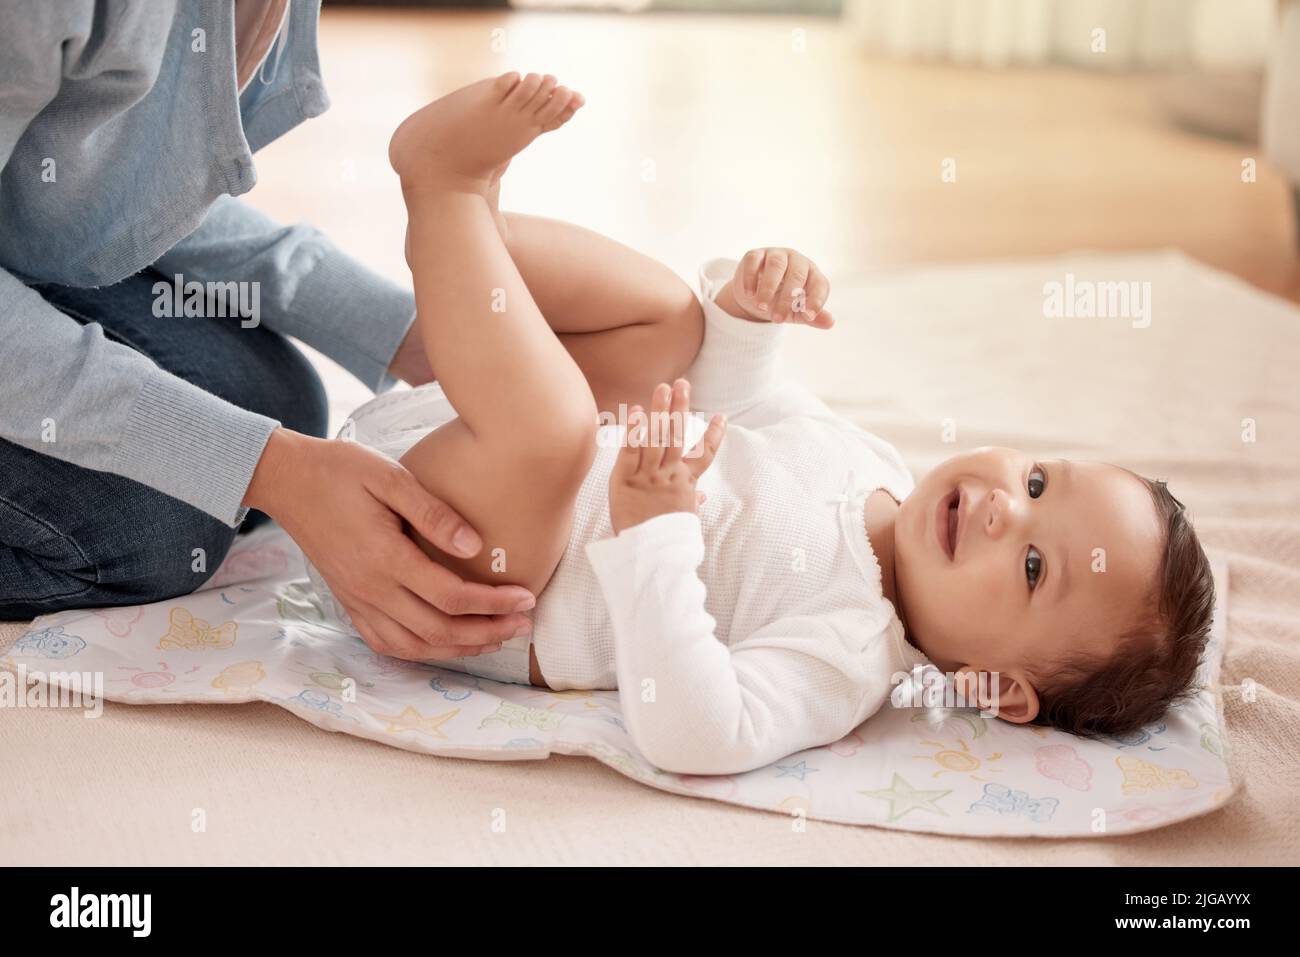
251, 8, 1300, 311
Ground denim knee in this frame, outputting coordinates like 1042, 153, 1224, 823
98, 500, 240, 603
0, 485, 239, 620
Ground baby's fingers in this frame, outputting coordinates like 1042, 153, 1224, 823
642, 383, 673, 470
663, 379, 690, 465
800, 268, 834, 329
738, 248, 765, 301
754, 249, 787, 316
614, 404, 646, 478
773, 257, 811, 323
685, 414, 727, 479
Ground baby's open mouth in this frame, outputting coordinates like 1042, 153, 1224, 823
936, 487, 962, 560
935, 486, 967, 561
948, 494, 959, 557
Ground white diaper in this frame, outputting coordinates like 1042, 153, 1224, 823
303, 384, 533, 686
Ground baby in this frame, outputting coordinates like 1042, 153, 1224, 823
309, 72, 1215, 775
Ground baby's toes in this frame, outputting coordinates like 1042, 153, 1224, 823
536, 86, 573, 126
530, 74, 558, 112
542, 90, 584, 131
505, 72, 544, 109
492, 71, 521, 101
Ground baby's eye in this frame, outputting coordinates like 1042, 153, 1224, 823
1025, 546, 1043, 591
1027, 466, 1047, 499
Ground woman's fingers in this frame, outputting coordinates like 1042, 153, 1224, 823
346, 604, 385, 656
370, 463, 536, 623
395, 543, 532, 617
348, 598, 436, 661
686, 414, 727, 480
387, 582, 530, 648
373, 463, 483, 559
349, 597, 506, 662
274, 439, 534, 662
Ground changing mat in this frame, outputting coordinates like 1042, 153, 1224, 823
3, 526, 1233, 838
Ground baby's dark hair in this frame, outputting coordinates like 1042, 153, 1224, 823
1030, 476, 1215, 738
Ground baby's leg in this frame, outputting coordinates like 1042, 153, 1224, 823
390, 74, 593, 683
494, 210, 705, 414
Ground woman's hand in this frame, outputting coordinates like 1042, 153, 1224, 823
714, 247, 833, 329
608, 379, 726, 534
245, 428, 535, 661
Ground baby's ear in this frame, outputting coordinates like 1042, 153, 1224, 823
957, 666, 1040, 724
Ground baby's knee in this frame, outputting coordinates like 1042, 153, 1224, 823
664, 294, 706, 378
524, 389, 599, 491
631, 294, 705, 389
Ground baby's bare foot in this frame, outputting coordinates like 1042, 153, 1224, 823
389, 72, 584, 195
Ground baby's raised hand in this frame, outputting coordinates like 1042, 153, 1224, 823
720, 247, 834, 329
609, 379, 727, 534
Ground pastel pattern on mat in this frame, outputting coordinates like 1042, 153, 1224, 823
4, 524, 1234, 837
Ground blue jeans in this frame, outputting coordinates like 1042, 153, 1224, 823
0, 268, 328, 620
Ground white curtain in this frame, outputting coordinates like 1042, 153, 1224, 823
1263, 0, 1300, 180
843, 0, 1276, 70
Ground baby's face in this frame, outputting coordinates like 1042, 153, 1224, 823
893, 447, 1162, 717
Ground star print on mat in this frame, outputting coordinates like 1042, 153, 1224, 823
775, 760, 819, 781
371, 705, 460, 739
860, 773, 951, 821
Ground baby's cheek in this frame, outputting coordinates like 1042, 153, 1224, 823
958, 562, 1015, 618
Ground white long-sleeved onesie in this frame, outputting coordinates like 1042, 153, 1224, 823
528, 258, 930, 774
310, 257, 930, 775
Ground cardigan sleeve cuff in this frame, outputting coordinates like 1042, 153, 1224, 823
114, 368, 280, 527
285, 244, 416, 393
